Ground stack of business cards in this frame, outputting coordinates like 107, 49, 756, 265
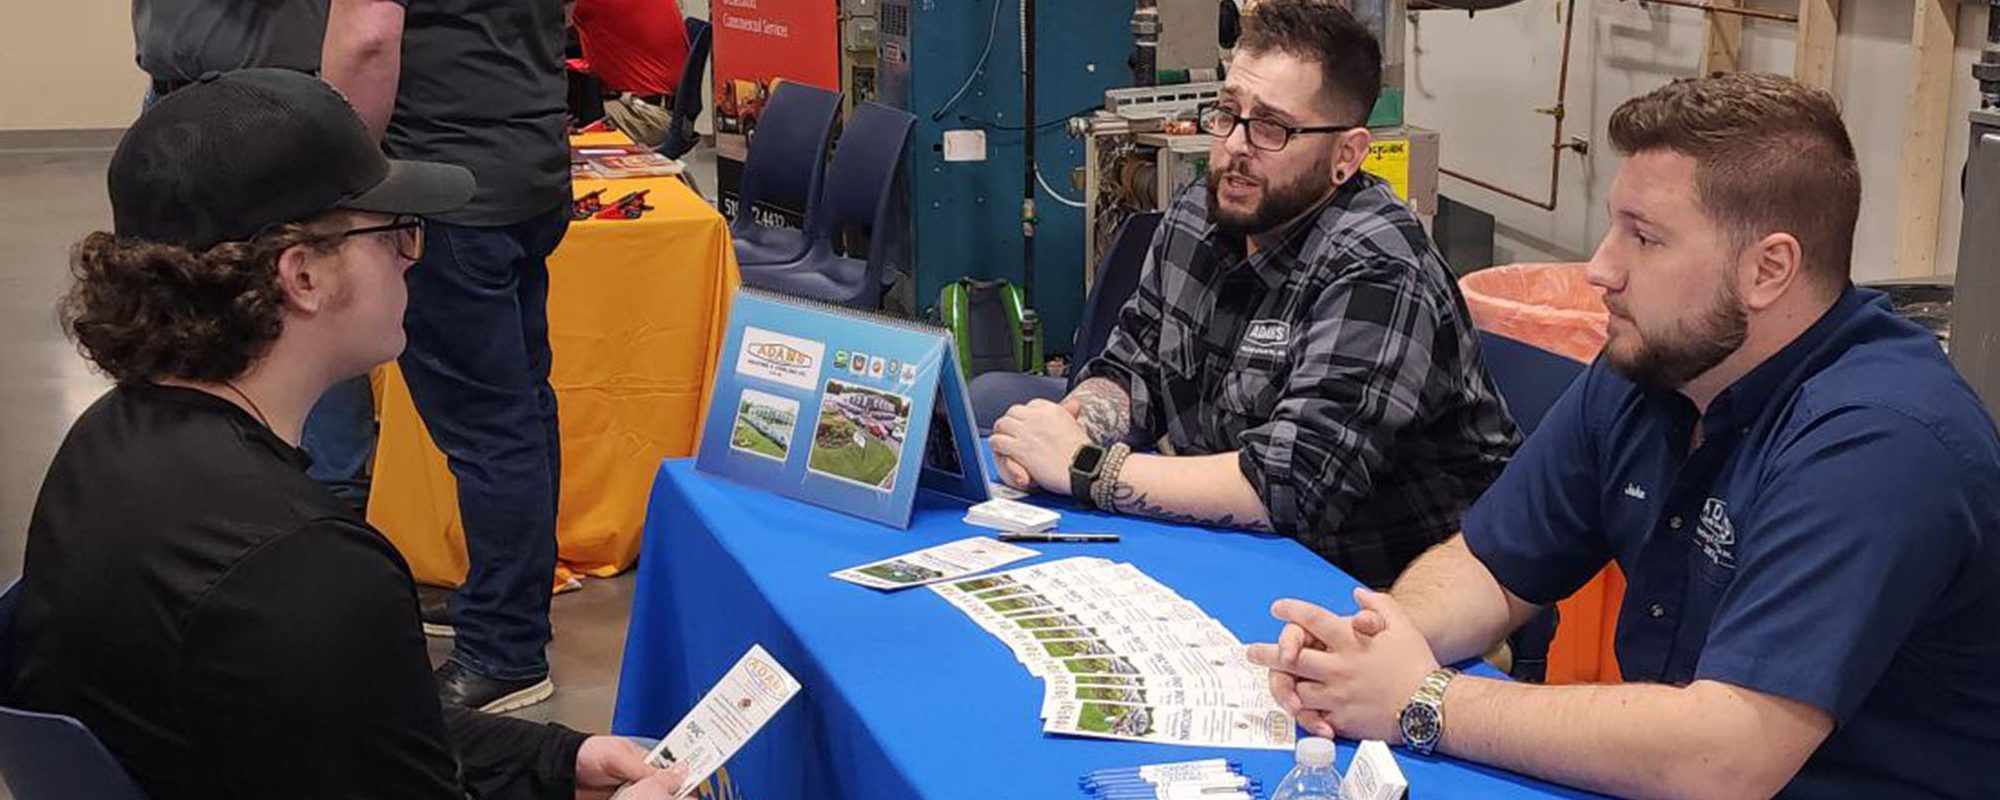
931, 558, 1294, 750
963, 498, 1061, 533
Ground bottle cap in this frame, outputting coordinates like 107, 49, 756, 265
1296, 736, 1336, 768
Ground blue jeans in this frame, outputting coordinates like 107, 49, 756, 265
401, 204, 571, 681
302, 376, 377, 511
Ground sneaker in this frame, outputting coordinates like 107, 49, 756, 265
435, 660, 554, 713
417, 585, 454, 638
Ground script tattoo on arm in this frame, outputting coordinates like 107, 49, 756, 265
1105, 481, 1276, 532
1068, 377, 1135, 449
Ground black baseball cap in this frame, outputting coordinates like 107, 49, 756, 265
108, 69, 475, 250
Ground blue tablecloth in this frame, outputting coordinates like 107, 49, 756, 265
613, 459, 1604, 799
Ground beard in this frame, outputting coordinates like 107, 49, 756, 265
1605, 276, 1748, 391
1205, 152, 1335, 239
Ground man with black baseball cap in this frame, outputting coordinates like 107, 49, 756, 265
6, 69, 686, 800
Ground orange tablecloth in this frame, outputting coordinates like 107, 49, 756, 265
368, 149, 738, 588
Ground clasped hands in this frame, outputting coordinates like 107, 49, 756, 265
1245, 588, 1443, 745
989, 398, 1091, 494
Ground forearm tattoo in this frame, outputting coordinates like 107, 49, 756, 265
1105, 481, 1275, 532
1069, 378, 1133, 448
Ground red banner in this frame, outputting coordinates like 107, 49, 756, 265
712, 0, 841, 148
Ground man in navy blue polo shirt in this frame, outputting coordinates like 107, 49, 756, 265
1247, 72, 2000, 798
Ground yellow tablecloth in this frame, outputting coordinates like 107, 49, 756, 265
368, 151, 738, 588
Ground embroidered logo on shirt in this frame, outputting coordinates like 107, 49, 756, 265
1240, 319, 1292, 359
1623, 483, 1648, 501
1697, 498, 1737, 570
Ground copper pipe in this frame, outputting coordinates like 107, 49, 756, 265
1438, 0, 1580, 211
1627, 0, 1799, 24
1441, 166, 1561, 209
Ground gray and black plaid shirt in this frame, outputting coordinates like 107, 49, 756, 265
1079, 175, 1521, 587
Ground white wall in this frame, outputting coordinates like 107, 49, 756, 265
1, 1, 144, 131
1406, 0, 1989, 282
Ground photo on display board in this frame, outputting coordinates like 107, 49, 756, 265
807, 379, 914, 491
729, 388, 800, 462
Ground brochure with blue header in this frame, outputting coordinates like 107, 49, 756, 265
696, 288, 991, 528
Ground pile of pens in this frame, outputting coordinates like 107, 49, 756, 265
1080, 758, 1260, 799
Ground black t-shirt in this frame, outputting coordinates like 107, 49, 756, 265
131, 0, 327, 81
385, 0, 571, 226
6, 384, 586, 800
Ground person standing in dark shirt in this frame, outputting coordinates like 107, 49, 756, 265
5, 70, 684, 800
132, 0, 325, 98
323, 0, 576, 711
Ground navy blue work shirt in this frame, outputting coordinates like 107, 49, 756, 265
1462, 286, 2000, 798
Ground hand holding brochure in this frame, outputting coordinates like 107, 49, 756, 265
829, 536, 1041, 590
645, 645, 802, 798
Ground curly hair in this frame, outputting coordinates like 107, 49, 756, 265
60, 222, 344, 383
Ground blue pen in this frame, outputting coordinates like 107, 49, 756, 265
1082, 760, 1241, 786
1090, 775, 1256, 790
1085, 773, 1249, 791
1088, 776, 1255, 791
1090, 777, 1258, 797
1093, 786, 1257, 800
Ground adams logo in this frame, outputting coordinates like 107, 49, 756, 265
1239, 319, 1293, 359
736, 327, 826, 391
747, 342, 812, 369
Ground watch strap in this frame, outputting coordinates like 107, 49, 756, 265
1070, 444, 1106, 508
1404, 666, 1459, 755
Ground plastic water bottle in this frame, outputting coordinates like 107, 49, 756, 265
1270, 736, 1343, 800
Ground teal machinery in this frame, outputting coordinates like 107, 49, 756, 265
878, 0, 1137, 357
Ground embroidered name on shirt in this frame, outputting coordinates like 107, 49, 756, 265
1697, 498, 1737, 570
1623, 483, 1648, 500
1240, 319, 1292, 360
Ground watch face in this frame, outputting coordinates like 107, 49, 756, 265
1072, 445, 1106, 473
1399, 703, 1441, 746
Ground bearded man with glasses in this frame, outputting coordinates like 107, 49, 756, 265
990, 0, 1519, 588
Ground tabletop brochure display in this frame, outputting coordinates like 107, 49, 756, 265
696, 288, 992, 528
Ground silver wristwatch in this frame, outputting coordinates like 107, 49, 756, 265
1398, 666, 1459, 755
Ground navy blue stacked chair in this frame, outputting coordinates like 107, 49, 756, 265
967, 212, 1164, 433
731, 82, 842, 267
742, 102, 916, 309
1477, 330, 1588, 682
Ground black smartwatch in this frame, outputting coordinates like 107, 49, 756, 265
1069, 444, 1108, 509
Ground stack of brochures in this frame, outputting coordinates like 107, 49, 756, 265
931, 557, 1296, 750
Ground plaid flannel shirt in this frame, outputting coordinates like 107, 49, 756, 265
1078, 175, 1521, 587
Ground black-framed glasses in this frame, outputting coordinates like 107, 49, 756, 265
1198, 105, 1359, 152
339, 216, 424, 261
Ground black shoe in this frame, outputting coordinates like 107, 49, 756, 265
435, 660, 554, 713
416, 585, 454, 638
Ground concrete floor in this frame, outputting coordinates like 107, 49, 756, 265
0, 140, 721, 761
